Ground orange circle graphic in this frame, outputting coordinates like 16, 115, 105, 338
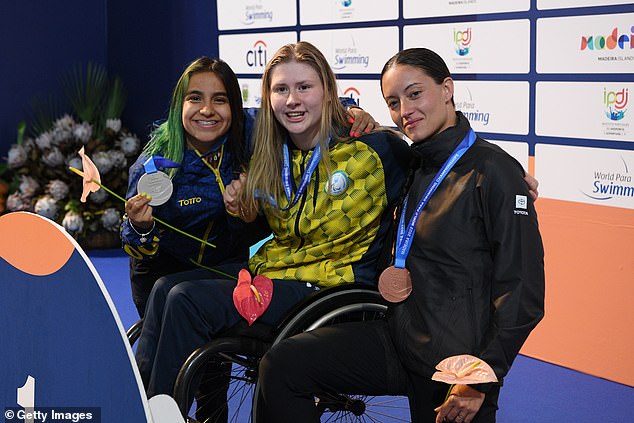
0, 212, 75, 276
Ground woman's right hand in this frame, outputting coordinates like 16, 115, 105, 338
224, 173, 258, 223
125, 193, 154, 229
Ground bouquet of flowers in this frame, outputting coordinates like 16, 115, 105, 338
0, 63, 141, 247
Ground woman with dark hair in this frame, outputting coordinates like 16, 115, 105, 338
258, 47, 545, 423
121, 57, 267, 317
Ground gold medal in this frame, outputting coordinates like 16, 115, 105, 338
378, 266, 412, 303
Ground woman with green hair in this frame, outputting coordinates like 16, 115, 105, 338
122, 56, 378, 317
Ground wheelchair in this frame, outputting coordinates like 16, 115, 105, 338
127, 283, 411, 423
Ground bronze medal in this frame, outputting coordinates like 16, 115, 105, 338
378, 266, 412, 303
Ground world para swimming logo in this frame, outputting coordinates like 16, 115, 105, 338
604, 87, 628, 121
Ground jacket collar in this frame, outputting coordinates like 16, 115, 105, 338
410, 111, 472, 168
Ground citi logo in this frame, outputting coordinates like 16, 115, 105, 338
343, 87, 361, 107
454, 28, 472, 56
246, 40, 268, 68
580, 26, 634, 51
604, 88, 628, 121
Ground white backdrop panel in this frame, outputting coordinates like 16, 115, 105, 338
404, 0, 529, 19
336, 79, 393, 128
301, 27, 399, 74
454, 81, 530, 135
537, 13, 634, 74
536, 81, 634, 142
219, 32, 297, 74
299, 0, 398, 25
537, 0, 634, 9
535, 144, 634, 209
217, 0, 296, 30
404, 20, 530, 74
238, 78, 263, 108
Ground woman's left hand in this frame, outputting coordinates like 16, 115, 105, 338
434, 384, 484, 423
347, 107, 378, 137
524, 173, 539, 201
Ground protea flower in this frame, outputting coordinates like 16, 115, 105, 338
6, 192, 32, 211
19, 175, 39, 196
7, 144, 27, 168
92, 151, 114, 175
35, 131, 54, 150
54, 114, 75, 130
34, 195, 60, 220
46, 179, 70, 201
106, 118, 122, 133
42, 147, 65, 167
72, 121, 93, 144
62, 210, 84, 233
118, 133, 141, 156
100, 207, 122, 232
89, 188, 108, 204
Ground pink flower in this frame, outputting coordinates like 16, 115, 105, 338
77, 147, 101, 202
431, 354, 498, 385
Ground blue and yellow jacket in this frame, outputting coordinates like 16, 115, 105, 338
121, 109, 270, 268
249, 131, 410, 287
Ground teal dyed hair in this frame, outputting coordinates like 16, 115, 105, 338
143, 57, 246, 176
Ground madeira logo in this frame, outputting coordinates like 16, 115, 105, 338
246, 40, 268, 68
604, 87, 628, 121
454, 27, 472, 56
580, 26, 634, 51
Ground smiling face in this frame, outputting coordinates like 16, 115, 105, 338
182, 71, 232, 153
381, 64, 455, 143
269, 60, 325, 150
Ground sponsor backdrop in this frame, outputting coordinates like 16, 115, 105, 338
215, 1, 634, 387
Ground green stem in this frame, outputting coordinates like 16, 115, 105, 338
69, 166, 216, 248
189, 259, 238, 281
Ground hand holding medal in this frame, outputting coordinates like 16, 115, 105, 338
136, 156, 180, 206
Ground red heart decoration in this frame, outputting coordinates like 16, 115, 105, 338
232, 269, 273, 326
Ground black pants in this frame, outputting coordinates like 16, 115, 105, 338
135, 269, 318, 398
130, 254, 197, 317
259, 320, 500, 423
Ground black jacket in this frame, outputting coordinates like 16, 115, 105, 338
388, 112, 545, 390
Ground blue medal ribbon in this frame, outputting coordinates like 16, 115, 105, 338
143, 156, 182, 174
394, 129, 476, 268
280, 141, 322, 211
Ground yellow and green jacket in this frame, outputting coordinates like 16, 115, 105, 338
249, 131, 410, 287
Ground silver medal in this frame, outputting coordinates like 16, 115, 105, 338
137, 171, 173, 206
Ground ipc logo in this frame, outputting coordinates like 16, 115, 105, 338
604, 88, 628, 121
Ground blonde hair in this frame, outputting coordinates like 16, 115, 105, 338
243, 41, 351, 213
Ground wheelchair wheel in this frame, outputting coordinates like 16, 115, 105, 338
252, 286, 411, 422
174, 336, 269, 423
173, 285, 411, 422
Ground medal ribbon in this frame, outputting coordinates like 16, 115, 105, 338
142, 156, 182, 174
280, 141, 322, 211
394, 129, 476, 268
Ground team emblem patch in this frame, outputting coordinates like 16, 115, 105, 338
326, 170, 349, 196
